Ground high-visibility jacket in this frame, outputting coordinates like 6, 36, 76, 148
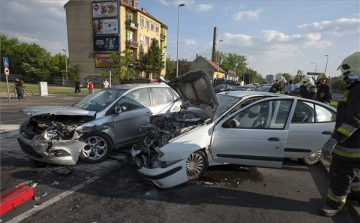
332, 81, 360, 161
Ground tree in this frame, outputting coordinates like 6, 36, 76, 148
105, 49, 137, 82
141, 38, 164, 79
165, 57, 176, 80
331, 76, 347, 93
293, 70, 305, 83
177, 59, 192, 76
282, 73, 293, 81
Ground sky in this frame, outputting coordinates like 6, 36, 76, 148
0, 0, 359, 77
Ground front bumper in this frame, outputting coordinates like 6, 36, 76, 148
18, 134, 86, 166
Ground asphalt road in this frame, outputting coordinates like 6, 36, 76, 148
0, 93, 356, 223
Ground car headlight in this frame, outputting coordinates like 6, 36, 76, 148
160, 160, 181, 168
39, 130, 57, 140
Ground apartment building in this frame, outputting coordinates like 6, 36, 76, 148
64, 0, 167, 84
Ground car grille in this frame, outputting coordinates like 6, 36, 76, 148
17, 138, 43, 159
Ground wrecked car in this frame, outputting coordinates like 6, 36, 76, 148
18, 83, 181, 165
132, 70, 337, 188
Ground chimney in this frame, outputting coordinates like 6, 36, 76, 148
141, 7, 147, 13
211, 27, 217, 62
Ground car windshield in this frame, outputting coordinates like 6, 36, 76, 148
72, 88, 127, 111
214, 84, 227, 90
236, 86, 256, 91
213, 94, 241, 120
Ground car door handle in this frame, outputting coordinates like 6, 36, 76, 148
268, 137, 280, 141
322, 131, 332, 135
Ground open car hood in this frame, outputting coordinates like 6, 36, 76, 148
21, 106, 96, 117
168, 70, 219, 118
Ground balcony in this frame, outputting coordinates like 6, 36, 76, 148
126, 20, 138, 30
160, 33, 166, 41
126, 40, 138, 49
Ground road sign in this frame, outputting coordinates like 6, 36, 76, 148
4, 67, 10, 76
3, 57, 9, 68
307, 72, 321, 76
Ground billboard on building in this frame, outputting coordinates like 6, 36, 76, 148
92, 1, 118, 18
93, 36, 119, 51
94, 53, 114, 68
93, 19, 118, 35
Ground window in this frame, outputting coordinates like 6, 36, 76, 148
140, 16, 144, 26
156, 25, 159, 33
127, 30, 133, 41
145, 37, 149, 46
316, 104, 336, 122
223, 100, 292, 129
117, 88, 150, 112
151, 88, 174, 105
146, 19, 149, 29
291, 101, 315, 123
127, 11, 133, 20
140, 34, 144, 44
151, 22, 154, 31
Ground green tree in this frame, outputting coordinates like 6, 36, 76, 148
293, 70, 305, 83
177, 59, 192, 76
331, 76, 347, 93
282, 73, 293, 81
141, 38, 164, 79
104, 49, 137, 82
165, 57, 176, 80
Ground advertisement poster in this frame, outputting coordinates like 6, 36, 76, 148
93, 36, 119, 51
94, 53, 114, 68
93, 19, 118, 35
92, 1, 118, 18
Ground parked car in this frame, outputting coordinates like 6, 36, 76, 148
214, 84, 232, 93
233, 86, 258, 91
18, 83, 181, 165
132, 71, 336, 188
260, 85, 272, 92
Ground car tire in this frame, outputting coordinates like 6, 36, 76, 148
79, 132, 113, 164
301, 149, 322, 166
186, 150, 208, 181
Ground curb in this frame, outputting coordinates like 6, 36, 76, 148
319, 158, 360, 222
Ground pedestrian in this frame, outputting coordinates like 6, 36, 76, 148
87, 80, 94, 94
316, 73, 332, 104
284, 80, 295, 95
269, 76, 286, 93
14, 78, 24, 99
103, 78, 109, 89
290, 76, 317, 99
319, 51, 360, 217
75, 78, 81, 94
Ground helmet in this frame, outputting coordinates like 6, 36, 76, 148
317, 73, 328, 81
338, 52, 360, 79
275, 76, 286, 84
300, 76, 314, 86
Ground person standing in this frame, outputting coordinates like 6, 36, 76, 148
14, 78, 23, 99
87, 80, 94, 94
319, 52, 360, 217
316, 73, 332, 104
103, 78, 109, 89
269, 76, 286, 93
284, 80, 295, 95
290, 76, 317, 99
75, 78, 81, 94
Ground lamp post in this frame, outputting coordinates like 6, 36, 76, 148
324, 55, 329, 73
217, 39, 223, 77
311, 62, 318, 73
62, 49, 68, 81
176, 3, 185, 78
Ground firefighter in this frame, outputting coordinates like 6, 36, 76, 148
319, 51, 360, 217
316, 73, 332, 104
269, 76, 286, 93
290, 76, 317, 99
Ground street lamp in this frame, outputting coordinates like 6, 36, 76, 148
311, 62, 318, 73
217, 39, 223, 77
62, 49, 68, 81
176, 3, 185, 78
324, 55, 329, 73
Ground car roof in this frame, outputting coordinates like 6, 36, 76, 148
219, 91, 289, 98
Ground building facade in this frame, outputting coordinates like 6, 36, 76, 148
64, 0, 167, 85
191, 55, 226, 81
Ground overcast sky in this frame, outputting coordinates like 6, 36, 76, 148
1, 0, 359, 77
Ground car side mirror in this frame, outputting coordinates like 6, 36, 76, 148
114, 105, 122, 114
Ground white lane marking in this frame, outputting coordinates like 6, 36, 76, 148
1, 118, 28, 123
7, 162, 122, 223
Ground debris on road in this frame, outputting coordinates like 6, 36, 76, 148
51, 181, 59, 186
53, 166, 75, 176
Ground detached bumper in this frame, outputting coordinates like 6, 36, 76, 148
17, 135, 86, 166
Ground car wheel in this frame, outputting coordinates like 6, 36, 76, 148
79, 132, 113, 163
301, 149, 322, 166
186, 150, 208, 181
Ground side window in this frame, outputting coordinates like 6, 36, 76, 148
291, 101, 315, 123
223, 100, 292, 129
152, 87, 174, 105
117, 88, 150, 112
315, 104, 336, 122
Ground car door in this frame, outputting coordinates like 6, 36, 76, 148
211, 98, 294, 168
284, 99, 336, 158
113, 88, 153, 146
150, 87, 181, 114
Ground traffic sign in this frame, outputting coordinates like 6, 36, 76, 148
307, 72, 321, 76
4, 68, 10, 76
3, 57, 9, 68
